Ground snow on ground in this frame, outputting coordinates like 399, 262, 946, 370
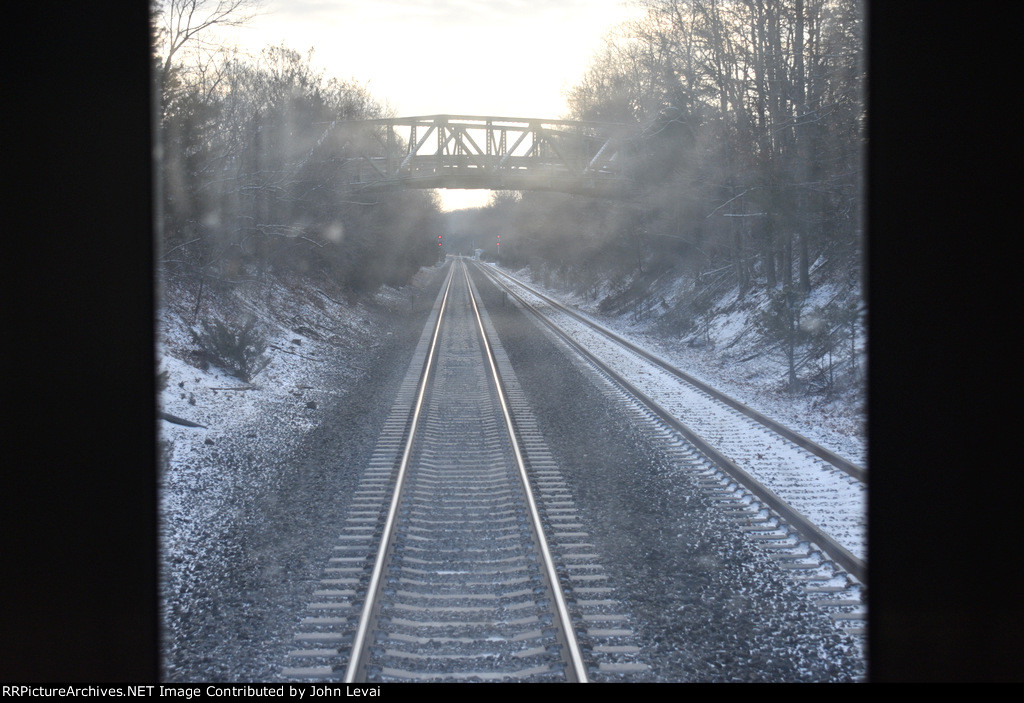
155, 269, 427, 634
157, 272, 417, 438
501, 263, 867, 467
158, 275, 384, 468
155, 260, 865, 680
155, 262, 456, 680
483, 263, 866, 560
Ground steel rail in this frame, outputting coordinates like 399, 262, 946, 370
481, 262, 865, 482
476, 262, 866, 584
343, 262, 456, 683
460, 259, 590, 682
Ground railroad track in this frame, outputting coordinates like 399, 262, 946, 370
283, 259, 647, 682
480, 263, 865, 479
473, 261, 867, 640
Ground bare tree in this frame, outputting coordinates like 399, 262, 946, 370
156, 0, 261, 84
153, 0, 260, 261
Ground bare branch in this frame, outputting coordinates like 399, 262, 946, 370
159, 0, 262, 76
704, 188, 749, 219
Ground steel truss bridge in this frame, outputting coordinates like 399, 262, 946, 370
335, 115, 637, 198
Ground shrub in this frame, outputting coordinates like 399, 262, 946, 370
190, 315, 271, 382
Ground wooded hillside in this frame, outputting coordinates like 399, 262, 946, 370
153, 2, 445, 301
474, 0, 865, 392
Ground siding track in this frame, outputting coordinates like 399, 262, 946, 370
473, 261, 867, 643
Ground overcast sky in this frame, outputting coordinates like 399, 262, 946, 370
212, 0, 643, 210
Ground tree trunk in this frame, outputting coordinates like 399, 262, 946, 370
783, 228, 793, 287
850, 316, 858, 381
191, 274, 205, 325
787, 306, 797, 390
760, 209, 776, 287
799, 230, 811, 292
735, 227, 748, 296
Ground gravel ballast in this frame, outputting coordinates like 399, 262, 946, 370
158, 268, 447, 682
469, 265, 865, 682
158, 260, 864, 682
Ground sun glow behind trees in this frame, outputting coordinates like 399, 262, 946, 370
209, 1, 646, 118
201, 1, 647, 212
